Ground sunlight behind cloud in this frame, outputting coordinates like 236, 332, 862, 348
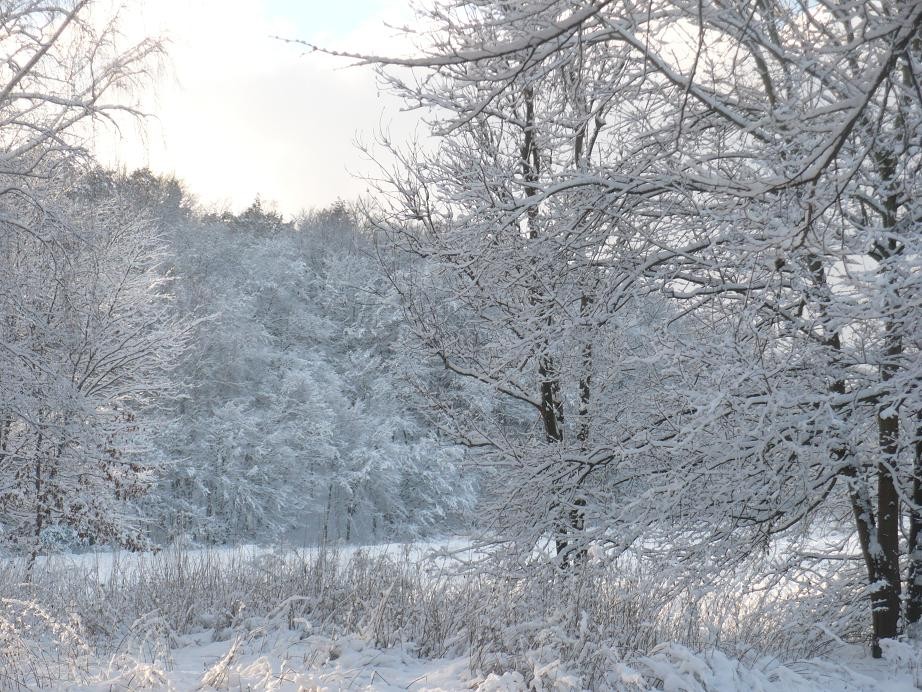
95, 0, 417, 216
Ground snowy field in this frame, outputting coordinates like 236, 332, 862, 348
25, 539, 475, 584
0, 542, 919, 691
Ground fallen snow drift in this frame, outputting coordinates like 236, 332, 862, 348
73, 631, 922, 691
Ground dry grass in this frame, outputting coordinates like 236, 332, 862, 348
0, 543, 865, 689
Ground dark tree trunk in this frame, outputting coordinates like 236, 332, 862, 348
907, 413, 922, 628
874, 456, 902, 650
810, 249, 902, 656
519, 84, 579, 563
869, 177, 904, 650
875, 314, 902, 648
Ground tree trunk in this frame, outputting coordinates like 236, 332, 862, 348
519, 84, 578, 563
907, 412, 922, 628
875, 312, 902, 648
566, 291, 594, 566
27, 431, 45, 578
321, 483, 333, 545
811, 250, 901, 656
874, 455, 902, 649
870, 170, 904, 649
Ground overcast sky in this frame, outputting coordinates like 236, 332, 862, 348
96, 0, 419, 217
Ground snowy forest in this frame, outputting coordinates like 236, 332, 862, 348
2, 0, 922, 690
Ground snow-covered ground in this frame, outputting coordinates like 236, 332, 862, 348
3, 542, 922, 691
82, 631, 477, 691
23, 538, 476, 582
73, 630, 922, 691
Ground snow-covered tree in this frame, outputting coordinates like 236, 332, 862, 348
144, 196, 473, 544
357, 1, 660, 564
0, 2, 167, 562
337, 0, 922, 654
0, 187, 186, 562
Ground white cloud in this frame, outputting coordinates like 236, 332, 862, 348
95, 0, 419, 216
